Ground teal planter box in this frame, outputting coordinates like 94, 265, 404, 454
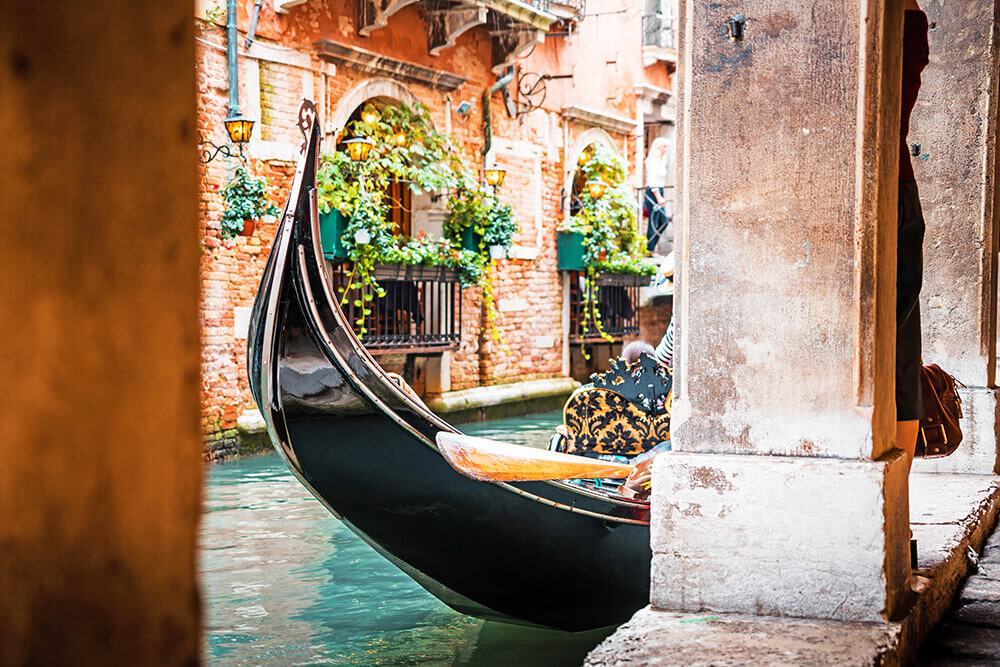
461, 227, 483, 252
320, 208, 348, 260
557, 231, 586, 271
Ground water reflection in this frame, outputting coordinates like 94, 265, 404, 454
201, 411, 613, 665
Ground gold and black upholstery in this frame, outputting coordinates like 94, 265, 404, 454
561, 355, 672, 458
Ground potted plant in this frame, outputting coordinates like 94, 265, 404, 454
221, 166, 280, 240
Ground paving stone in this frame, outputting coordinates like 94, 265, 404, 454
959, 581, 1000, 603
924, 623, 1000, 661
951, 600, 1000, 628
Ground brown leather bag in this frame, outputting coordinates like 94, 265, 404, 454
916, 364, 964, 459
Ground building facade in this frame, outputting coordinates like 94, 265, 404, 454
195, 0, 676, 459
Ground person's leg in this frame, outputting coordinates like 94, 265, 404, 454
896, 420, 919, 471
896, 179, 926, 468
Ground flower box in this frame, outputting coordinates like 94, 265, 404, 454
596, 272, 651, 287
373, 264, 460, 282
557, 231, 586, 271
319, 208, 349, 260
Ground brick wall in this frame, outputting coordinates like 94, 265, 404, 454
194, 4, 667, 458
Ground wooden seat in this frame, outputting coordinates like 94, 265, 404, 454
560, 355, 672, 458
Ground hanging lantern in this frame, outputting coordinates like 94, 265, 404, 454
585, 179, 608, 200
577, 147, 593, 167
484, 168, 506, 188
224, 116, 255, 144
361, 106, 380, 125
394, 129, 408, 147
344, 137, 374, 162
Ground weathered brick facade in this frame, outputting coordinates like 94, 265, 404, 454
195, 0, 674, 459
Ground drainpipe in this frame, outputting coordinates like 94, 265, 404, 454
478, 67, 515, 384
227, 0, 240, 118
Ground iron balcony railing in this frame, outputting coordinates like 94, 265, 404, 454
642, 12, 676, 50
568, 271, 645, 343
331, 263, 461, 353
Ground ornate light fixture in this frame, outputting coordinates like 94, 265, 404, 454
198, 115, 256, 163
344, 137, 374, 162
361, 106, 381, 125
393, 129, 408, 147
585, 179, 608, 200
484, 167, 507, 188
577, 147, 594, 167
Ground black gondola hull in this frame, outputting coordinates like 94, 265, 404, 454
249, 107, 652, 632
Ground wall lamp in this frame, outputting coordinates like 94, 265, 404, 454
198, 116, 255, 163
484, 168, 507, 188
344, 137, 374, 162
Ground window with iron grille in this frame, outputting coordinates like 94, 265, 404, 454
567, 271, 643, 343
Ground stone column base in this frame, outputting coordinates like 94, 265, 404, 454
651, 450, 910, 622
914, 386, 1000, 475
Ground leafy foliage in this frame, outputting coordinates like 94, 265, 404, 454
316, 101, 517, 339
221, 166, 280, 240
561, 143, 653, 354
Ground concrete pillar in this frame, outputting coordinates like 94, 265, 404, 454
657, 0, 909, 621
0, 2, 201, 664
911, 1, 1000, 475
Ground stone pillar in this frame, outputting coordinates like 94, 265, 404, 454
0, 2, 201, 664
911, 1, 1000, 475
657, 0, 910, 621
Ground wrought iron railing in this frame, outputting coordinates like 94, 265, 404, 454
331, 263, 461, 352
568, 272, 645, 342
642, 13, 676, 50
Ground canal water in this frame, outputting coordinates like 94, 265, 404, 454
201, 410, 615, 666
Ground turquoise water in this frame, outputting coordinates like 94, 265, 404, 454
201, 410, 614, 665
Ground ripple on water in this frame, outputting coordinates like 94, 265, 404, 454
202, 410, 611, 665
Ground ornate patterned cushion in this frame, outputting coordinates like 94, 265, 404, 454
591, 355, 672, 414
562, 386, 671, 457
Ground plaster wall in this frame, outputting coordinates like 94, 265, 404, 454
671, 0, 901, 460
909, 0, 999, 392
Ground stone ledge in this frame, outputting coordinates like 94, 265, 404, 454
234, 408, 270, 457
587, 473, 1000, 666
426, 376, 579, 424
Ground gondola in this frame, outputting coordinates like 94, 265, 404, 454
247, 101, 652, 632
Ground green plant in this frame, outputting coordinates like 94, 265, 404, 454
221, 166, 279, 239
316, 101, 518, 341
204, 3, 225, 24
562, 144, 650, 356
316, 150, 359, 216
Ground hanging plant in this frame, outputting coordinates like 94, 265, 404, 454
337, 188, 394, 335
443, 185, 518, 345
560, 144, 653, 357
315, 100, 518, 342
221, 166, 280, 240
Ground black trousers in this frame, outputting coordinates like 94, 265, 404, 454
896, 179, 925, 421
644, 187, 669, 253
